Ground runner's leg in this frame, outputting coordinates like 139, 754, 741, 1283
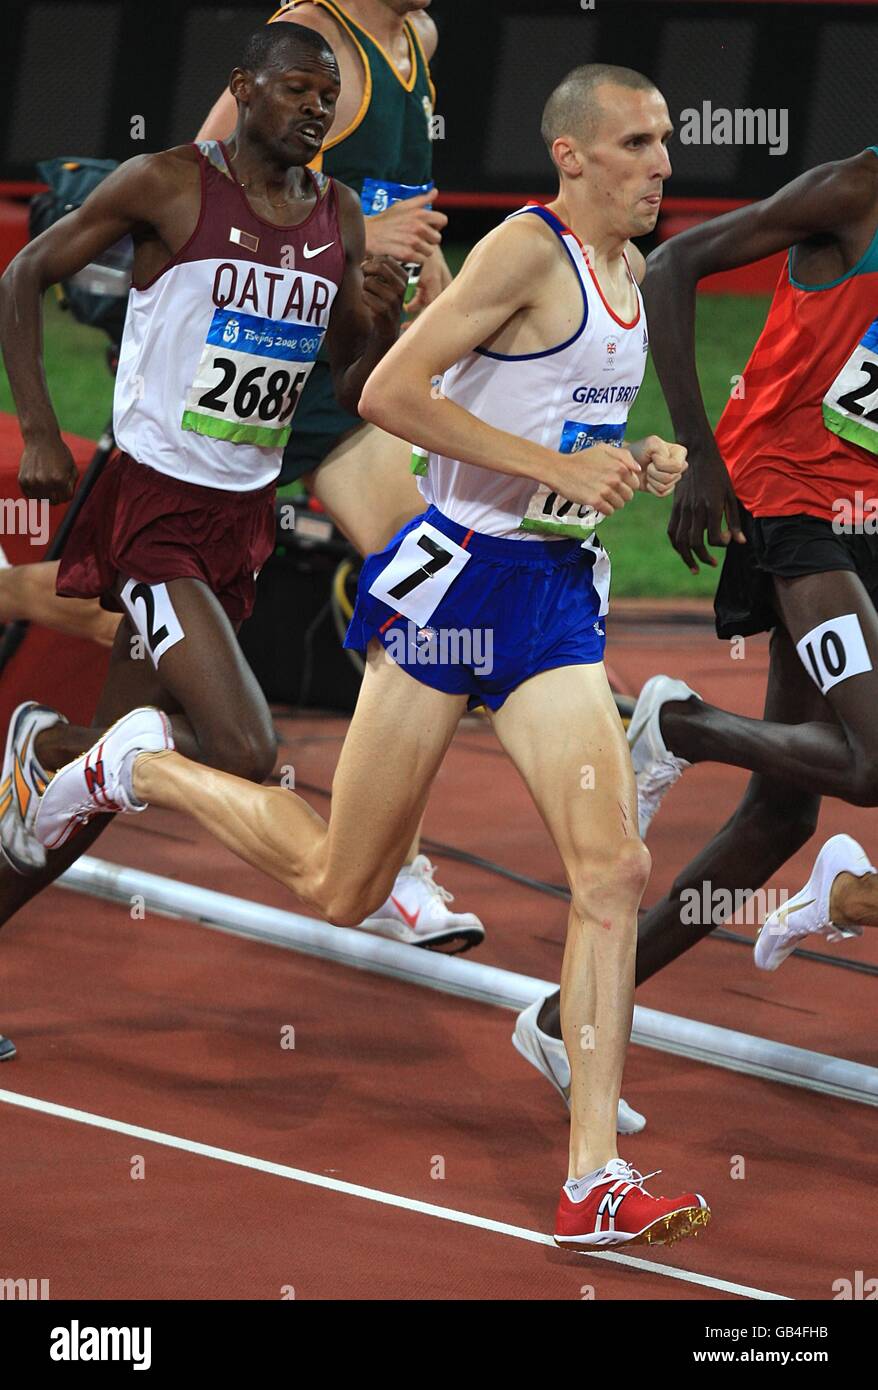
537, 622, 826, 1040
36, 577, 276, 782
132, 641, 467, 924
0, 561, 119, 647
311, 426, 432, 867
489, 663, 649, 1179
660, 570, 878, 802
311, 424, 425, 556
1, 580, 275, 928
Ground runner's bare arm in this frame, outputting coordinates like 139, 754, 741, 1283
360, 220, 641, 515
324, 182, 408, 413
644, 154, 876, 570
197, 88, 238, 143
410, 9, 439, 61
0, 153, 185, 500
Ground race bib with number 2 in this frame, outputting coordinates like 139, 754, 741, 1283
823, 318, 878, 456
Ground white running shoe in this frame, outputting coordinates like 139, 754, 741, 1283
755, 833, 874, 972
512, 997, 647, 1134
360, 854, 485, 953
627, 674, 701, 837
0, 701, 67, 875
34, 707, 173, 850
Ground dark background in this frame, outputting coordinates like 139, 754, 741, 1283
1, 0, 876, 199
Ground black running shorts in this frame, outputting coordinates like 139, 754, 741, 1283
714, 506, 878, 639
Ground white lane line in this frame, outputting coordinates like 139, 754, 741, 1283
0, 1087, 789, 1300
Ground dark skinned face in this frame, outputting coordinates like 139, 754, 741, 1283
231, 51, 341, 168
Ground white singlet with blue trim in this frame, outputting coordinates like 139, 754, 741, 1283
419, 204, 648, 539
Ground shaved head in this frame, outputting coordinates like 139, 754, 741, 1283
541, 63, 658, 156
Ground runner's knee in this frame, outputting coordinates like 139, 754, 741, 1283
200, 721, 277, 783
570, 838, 651, 922
844, 757, 878, 808
316, 865, 395, 929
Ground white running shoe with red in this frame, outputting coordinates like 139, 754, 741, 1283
359, 854, 485, 952
34, 707, 173, 849
755, 833, 874, 972
554, 1159, 710, 1249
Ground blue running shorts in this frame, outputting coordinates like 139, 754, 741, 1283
345, 505, 610, 710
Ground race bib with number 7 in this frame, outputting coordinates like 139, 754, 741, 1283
182, 308, 324, 447
367, 520, 471, 627
823, 318, 878, 456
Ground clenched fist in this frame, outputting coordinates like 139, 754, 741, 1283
19, 436, 78, 504
631, 435, 688, 497
361, 254, 409, 332
548, 442, 642, 515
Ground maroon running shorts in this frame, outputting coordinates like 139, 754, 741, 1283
56, 451, 276, 627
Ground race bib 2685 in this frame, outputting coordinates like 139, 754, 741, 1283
181, 308, 324, 447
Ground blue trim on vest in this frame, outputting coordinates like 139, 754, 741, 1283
788, 147, 878, 291
473, 205, 589, 362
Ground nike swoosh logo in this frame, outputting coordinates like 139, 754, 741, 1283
777, 897, 815, 923
303, 241, 335, 259
390, 895, 420, 931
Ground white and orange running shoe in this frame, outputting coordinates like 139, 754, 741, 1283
0, 701, 66, 874
360, 854, 485, 952
34, 707, 173, 850
755, 833, 874, 972
554, 1159, 711, 1250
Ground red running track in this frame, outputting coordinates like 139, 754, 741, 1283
1, 618, 876, 1299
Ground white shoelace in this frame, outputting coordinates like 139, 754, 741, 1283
407, 855, 454, 905
605, 1162, 661, 1194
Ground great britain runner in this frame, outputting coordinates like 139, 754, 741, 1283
31, 64, 711, 1248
